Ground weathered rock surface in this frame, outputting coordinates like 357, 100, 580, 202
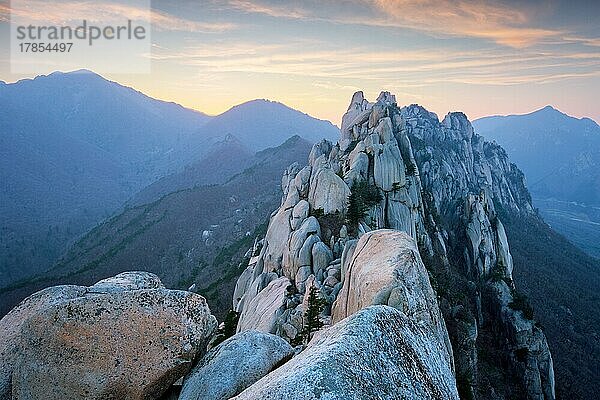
1, 272, 216, 400
308, 161, 350, 214
232, 90, 554, 399
462, 192, 555, 399
233, 306, 459, 400
0, 285, 86, 400
489, 281, 555, 400
89, 270, 165, 292
332, 230, 453, 368
262, 207, 293, 273
179, 331, 294, 400
284, 217, 321, 279
237, 277, 290, 334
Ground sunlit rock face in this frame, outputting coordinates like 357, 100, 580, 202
232, 91, 554, 399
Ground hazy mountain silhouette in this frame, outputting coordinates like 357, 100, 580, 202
0, 70, 211, 286
0, 70, 338, 287
189, 99, 339, 152
0, 136, 313, 320
474, 107, 600, 258
474, 106, 600, 205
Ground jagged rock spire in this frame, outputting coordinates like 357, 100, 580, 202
232, 91, 554, 400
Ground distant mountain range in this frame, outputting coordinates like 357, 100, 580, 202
474, 106, 600, 258
473, 106, 600, 205
0, 70, 339, 287
130, 134, 256, 206
0, 136, 313, 319
190, 98, 339, 152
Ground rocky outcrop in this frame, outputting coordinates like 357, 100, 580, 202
332, 230, 453, 369
232, 91, 554, 399
236, 276, 290, 334
488, 281, 555, 400
308, 158, 350, 214
1, 272, 216, 400
462, 193, 555, 399
179, 331, 294, 400
233, 306, 459, 400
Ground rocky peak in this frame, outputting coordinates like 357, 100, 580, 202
232, 91, 554, 399
376, 90, 396, 105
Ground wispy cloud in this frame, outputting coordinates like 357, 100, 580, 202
369, 0, 561, 47
562, 36, 600, 47
227, 0, 309, 19
146, 38, 600, 87
225, 0, 564, 48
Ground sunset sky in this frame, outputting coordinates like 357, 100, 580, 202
1, 0, 599, 125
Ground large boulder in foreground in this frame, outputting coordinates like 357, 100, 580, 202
332, 229, 453, 368
0, 285, 87, 400
179, 331, 294, 400
1, 272, 216, 400
233, 306, 459, 400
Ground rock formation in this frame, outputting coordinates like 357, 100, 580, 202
0, 285, 87, 400
233, 306, 459, 400
331, 230, 454, 370
232, 91, 555, 399
0, 272, 216, 400
179, 330, 294, 400
1, 91, 557, 400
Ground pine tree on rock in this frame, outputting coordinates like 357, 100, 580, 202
346, 179, 382, 230
301, 286, 328, 344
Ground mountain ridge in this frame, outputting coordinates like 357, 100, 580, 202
188, 98, 339, 151
0, 136, 313, 320
0, 70, 338, 289
231, 91, 555, 399
473, 105, 600, 259
476, 105, 599, 126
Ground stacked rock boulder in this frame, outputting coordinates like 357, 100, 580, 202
233, 91, 555, 399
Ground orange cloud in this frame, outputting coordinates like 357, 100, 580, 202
145, 37, 600, 89
370, 0, 561, 47
0, 4, 9, 22
225, 0, 563, 48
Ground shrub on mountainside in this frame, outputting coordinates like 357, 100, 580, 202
509, 291, 534, 320
301, 286, 328, 344
346, 179, 382, 229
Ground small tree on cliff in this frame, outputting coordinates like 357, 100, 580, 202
346, 179, 382, 230
301, 286, 328, 344
346, 187, 366, 227
211, 309, 239, 346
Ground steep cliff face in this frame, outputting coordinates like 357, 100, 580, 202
233, 91, 554, 399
